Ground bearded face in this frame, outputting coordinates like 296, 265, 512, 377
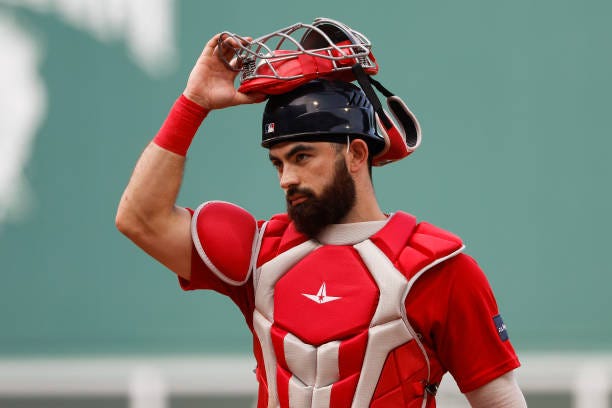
286, 155, 356, 239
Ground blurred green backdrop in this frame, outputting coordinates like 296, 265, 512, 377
0, 0, 610, 357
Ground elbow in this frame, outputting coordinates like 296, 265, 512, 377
115, 199, 165, 245
115, 208, 130, 236
115, 206, 133, 237
115, 203, 145, 240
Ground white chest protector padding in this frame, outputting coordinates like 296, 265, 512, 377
191, 201, 258, 285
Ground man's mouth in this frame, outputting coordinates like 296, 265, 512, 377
288, 195, 308, 206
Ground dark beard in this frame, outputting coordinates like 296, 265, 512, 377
287, 157, 356, 239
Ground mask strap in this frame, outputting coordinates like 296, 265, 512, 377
351, 64, 391, 129
346, 135, 350, 154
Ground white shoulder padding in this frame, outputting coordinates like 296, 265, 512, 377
191, 201, 258, 286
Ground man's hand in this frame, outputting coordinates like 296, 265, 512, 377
183, 33, 266, 110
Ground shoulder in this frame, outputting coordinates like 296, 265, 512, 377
391, 212, 492, 316
409, 252, 493, 308
192, 207, 308, 273
191, 201, 259, 285
434, 252, 494, 297
372, 211, 465, 280
257, 213, 309, 266
406, 253, 486, 308
433, 252, 486, 279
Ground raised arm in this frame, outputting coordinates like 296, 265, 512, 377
115, 34, 264, 280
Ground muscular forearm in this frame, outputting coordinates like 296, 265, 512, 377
116, 93, 207, 236
116, 139, 195, 277
115, 93, 209, 279
116, 143, 186, 236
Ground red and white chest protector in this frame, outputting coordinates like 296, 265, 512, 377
191, 202, 464, 408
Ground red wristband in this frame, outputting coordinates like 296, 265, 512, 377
153, 94, 209, 156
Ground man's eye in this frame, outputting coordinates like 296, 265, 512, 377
295, 154, 308, 162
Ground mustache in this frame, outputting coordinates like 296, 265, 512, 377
286, 186, 315, 201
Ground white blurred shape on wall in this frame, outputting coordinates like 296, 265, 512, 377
0, 0, 177, 228
0, 0, 177, 76
0, 13, 45, 226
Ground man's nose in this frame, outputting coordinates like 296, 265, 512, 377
279, 166, 299, 191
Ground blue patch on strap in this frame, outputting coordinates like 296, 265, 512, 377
493, 314, 509, 341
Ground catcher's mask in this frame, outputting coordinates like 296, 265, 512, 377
218, 18, 422, 166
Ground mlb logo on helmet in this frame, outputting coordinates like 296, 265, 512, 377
265, 122, 275, 134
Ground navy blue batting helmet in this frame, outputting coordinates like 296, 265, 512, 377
261, 79, 385, 156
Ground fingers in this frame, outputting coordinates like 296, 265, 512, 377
217, 34, 251, 58
216, 34, 254, 72
216, 35, 238, 62
201, 33, 254, 75
202, 33, 251, 57
201, 33, 222, 57
235, 91, 267, 105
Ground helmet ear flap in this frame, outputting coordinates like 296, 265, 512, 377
351, 64, 422, 166
372, 96, 422, 166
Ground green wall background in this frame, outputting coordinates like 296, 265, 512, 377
1, 0, 611, 357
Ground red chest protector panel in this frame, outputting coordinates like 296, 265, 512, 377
251, 212, 464, 408
273, 245, 379, 346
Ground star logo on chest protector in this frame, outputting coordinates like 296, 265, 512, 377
301, 282, 342, 304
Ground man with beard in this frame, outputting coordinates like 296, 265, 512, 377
280, 140, 357, 238
116, 33, 526, 407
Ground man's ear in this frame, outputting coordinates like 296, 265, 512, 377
347, 139, 369, 173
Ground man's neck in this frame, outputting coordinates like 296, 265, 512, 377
340, 168, 386, 223
340, 193, 386, 223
